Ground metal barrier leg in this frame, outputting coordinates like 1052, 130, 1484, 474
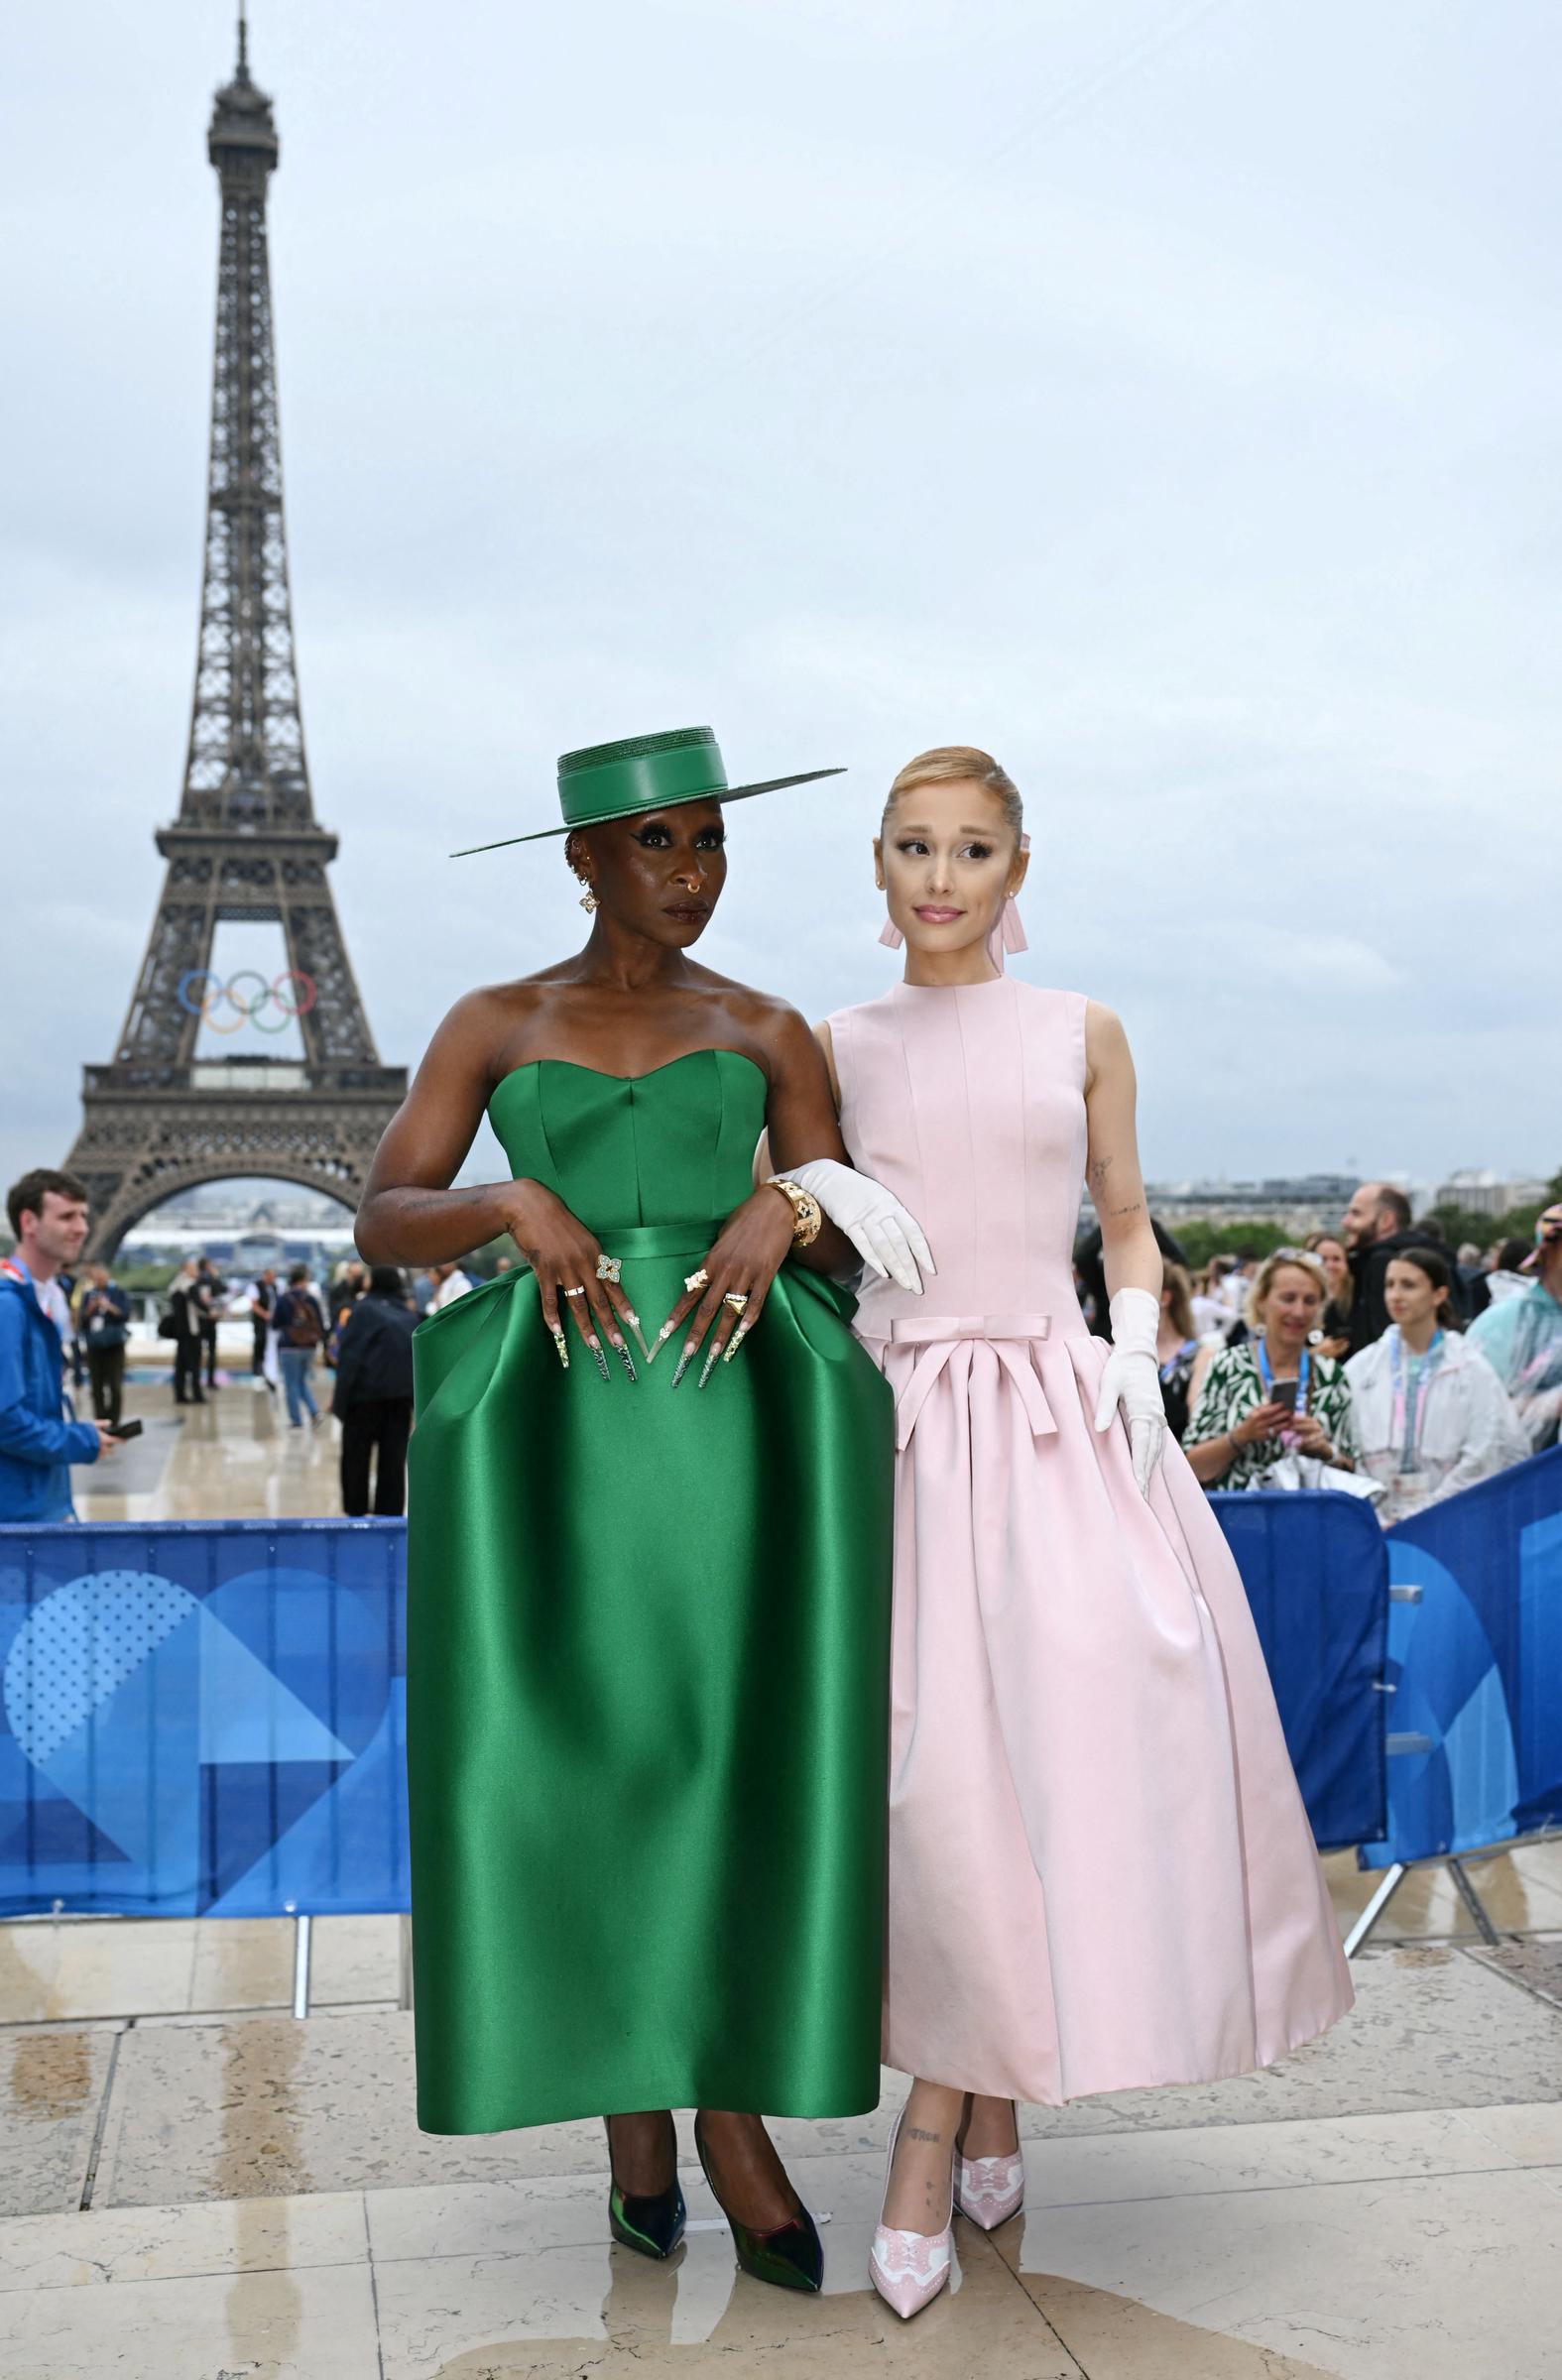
1344, 1862, 1407, 1958
1447, 1857, 1502, 1947
398, 1913, 415, 2011
292, 1912, 312, 2018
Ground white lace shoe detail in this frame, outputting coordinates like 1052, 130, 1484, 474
870, 2223, 951, 2319
954, 2149, 1024, 2230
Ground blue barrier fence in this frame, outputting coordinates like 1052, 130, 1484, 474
4, 1462, 1556, 1921
0, 1520, 407, 1919
1210, 1489, 1388, 1852
1363, 1445, 1562, 1871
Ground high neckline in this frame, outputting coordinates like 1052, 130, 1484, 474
894, 973, 1011, 995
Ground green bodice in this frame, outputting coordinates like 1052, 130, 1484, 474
487, 1049, 767, 1232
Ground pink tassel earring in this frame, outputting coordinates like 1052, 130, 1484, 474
985, 840, 1031, 972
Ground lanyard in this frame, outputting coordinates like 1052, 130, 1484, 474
1256, 1336, 1309, 1413
1159, 1338, 1195, 1382
1389, 1328, 1443, 1464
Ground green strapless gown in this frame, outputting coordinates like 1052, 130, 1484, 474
406, 1049, 894, 2133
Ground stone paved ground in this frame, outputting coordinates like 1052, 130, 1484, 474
3, 1364, 1559, 2375
4, 1906, 1562, 2377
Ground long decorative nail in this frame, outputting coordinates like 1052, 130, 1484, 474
670, 1346, 694, 1390
589, 1340, 611, 1383
648, 1317, 678, 1366
552, 1331, 569, 1370
697, 1343, 722, 1390
622, 1309, 652, 1363
617, 1341, 638, 1383
722, 1323, 751, 1365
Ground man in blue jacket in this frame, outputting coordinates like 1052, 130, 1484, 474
1, 1168, 117, 1522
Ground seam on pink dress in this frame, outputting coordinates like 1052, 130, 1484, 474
826, 1007, 855, 1124
1067, 990, 1089, 1094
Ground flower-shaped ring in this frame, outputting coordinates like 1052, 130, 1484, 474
684, 1268, 710, 1295
596, 1254, 623, 1285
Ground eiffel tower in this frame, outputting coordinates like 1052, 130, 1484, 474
67, 13, 405, 1260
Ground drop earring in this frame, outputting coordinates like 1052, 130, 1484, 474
576, 879, 598, 912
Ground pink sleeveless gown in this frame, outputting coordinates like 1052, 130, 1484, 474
827, 976, 1353, 2102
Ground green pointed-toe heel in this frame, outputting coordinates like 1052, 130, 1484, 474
694, 2117, 824, 2295
605, 2116, 686, 2261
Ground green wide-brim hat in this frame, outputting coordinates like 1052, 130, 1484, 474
450, 725, 844, 856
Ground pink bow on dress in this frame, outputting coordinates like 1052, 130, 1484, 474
879, 833, 1030, 969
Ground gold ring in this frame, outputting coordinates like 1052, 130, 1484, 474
563, 1286, 585, 1298
596, 1254, 622, 1284
684, 1268, 710, 1295
723, 1291, 749, 1313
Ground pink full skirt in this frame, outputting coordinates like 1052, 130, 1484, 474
867, 1324, 1354, 2104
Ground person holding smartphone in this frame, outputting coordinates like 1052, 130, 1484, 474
1184, 1246, 1359, 1489
1, 1168, 119, 1523
79, 1263, 133, 1430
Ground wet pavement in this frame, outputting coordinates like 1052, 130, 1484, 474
70, 1332, 344, 1524
3, 1352, 1559, 2374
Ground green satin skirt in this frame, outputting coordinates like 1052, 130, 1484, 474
406, 1221, 894, 2133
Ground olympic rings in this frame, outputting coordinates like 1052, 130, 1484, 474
177, 970, 318, 1034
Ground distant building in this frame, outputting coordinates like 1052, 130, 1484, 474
1433, 1169, 1550, 1217
1136, 1174, 1365, 1234
117, 1219, 360, 1271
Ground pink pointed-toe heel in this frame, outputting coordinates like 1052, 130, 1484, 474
954, 2147, 1025, 2230
869, 2109, 954, 2321
954, 2099, 1025, 2231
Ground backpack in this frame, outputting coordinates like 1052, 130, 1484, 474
281, 1291, 324, 1350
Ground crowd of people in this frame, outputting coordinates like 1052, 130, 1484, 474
224, 1254, 446, 1515
1097, 1181, 1562, 1523
4, 1155, 1558, 1539
0, 1164, 495, 1525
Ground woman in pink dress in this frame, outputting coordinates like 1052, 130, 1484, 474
816, 746, 1354, 2320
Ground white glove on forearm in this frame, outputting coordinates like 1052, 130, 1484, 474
782, 1159, 935, 1296
1091, 1286, 1167, 1497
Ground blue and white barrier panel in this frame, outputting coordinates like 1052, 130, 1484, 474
22, 1469, 1554, 1918
1211, 1488, 1389, 1853
1363, 1446, 1562, 1871
0, 1520, 408, 1919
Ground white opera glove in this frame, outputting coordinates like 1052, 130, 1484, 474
781, 1159, 935, 1296
1092, 1286, 1167, 1498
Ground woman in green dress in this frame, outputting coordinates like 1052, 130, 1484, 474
356, 727, 898, 2293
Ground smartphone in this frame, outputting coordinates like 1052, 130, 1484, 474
107, 1418, 145, 1441
1267, 1379, 1299, 1413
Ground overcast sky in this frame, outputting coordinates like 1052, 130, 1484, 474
3, 0, 1556, 1209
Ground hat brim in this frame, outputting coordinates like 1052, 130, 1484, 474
448, 768, 845, 858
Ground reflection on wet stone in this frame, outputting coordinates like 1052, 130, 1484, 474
7, 2030, 94, 2124
216, 2020, 311, 2201
0, 2026, 117, 2217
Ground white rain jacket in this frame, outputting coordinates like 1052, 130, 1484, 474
1345, 1326, 1529, 1526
